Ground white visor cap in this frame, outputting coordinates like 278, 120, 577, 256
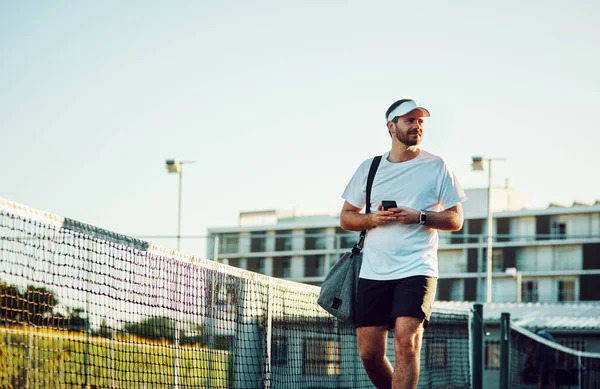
386, 100, 430, 122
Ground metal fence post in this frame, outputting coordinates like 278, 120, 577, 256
477, 236, 484, 301
578, 355, 582, 389
472, 303, 483, 389
499, 312, 510, 389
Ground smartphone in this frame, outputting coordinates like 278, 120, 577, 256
382, 200, 397, 210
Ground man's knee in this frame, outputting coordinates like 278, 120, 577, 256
359, 344, 387, 363
357, 326, 388, 363
394, 336, 421, 363
393, 317, 424, 360
394, 334, 419, 351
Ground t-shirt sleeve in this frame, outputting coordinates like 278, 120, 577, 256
341, 161, 368, 209
438, 162, 467, 210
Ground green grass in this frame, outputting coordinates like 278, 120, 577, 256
0, 327, 231, 389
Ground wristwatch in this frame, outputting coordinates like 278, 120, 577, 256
419, 210, 427, 225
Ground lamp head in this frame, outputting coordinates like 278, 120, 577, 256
471, 156, 485, 171
165, 159, 182, 174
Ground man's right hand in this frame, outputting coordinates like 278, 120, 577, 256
340, 201, 398, 231
371, 203, 399, 227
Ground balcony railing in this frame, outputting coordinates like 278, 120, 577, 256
213, 232, 600, 256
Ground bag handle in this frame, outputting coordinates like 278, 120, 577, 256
351, 155, 382, 255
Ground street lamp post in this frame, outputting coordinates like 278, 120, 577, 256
165, 158, 195, 389
472, 156, 505, 303
165, 159, 196, 250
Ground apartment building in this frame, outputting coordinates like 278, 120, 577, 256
206, 187, 600, 303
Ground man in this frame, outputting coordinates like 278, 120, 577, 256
340, 99, 466, 389
535, 329, 557, 389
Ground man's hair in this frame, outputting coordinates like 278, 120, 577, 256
385, 99, 414, 123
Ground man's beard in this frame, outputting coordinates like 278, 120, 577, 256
395, 127, 421, 146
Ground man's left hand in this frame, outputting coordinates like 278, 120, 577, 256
390, 207, 420, 225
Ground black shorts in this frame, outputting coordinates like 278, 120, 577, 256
355, 276, 437, 329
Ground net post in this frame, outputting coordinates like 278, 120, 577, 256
499, 312, 510, 389
264, 278, 274, 389
83, 239, 93, 389
472, 303, 483, 389
173, 261, 180, 389
207, 270, 214, 389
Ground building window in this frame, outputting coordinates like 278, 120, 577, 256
305, 228, 327, 250
497, 218, 510, 242
426, 339, 447, 369
437, 279, 452, 301
219, 235, 239, 254
559, 339, 585, 352
272, 336, 288, 366
480, 249, 503, 272
251, 232, 267, 253
523, 281, 538, 303
536, 215, 551, 240
211, 278, 238, 315
558, 339, 586, 352
485, 341, 501, 370
335, 228, 357, 249
247, 257, 265, 274
468, 219, 484, 243
492, 249, 504, 272
558, 280, 575, 302
273, 257, 291, 278
282, 257, 291, 277
303, 338, 341, 376
305, 255, 325, 277
450, 227, 465, 244
215, 282, 237, 306
551, 221, 567, 239
275, 230, 293, 251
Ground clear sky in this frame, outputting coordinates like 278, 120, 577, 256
2, 0, 599, 256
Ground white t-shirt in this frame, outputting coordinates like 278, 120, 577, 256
342, 150, 467, 280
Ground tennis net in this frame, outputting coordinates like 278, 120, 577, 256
0, 197, 472, 388
509, 324, 600, 389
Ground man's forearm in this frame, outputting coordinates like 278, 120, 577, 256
423, 209, 463, 231
341, 205, 463, 232
340, 211, 376, 232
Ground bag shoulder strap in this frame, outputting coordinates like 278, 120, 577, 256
352, 155, 382, 255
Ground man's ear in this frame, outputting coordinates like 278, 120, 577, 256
387, 121, 394, 137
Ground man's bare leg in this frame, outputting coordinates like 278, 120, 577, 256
357, 325, 393, 389
392, 316, 425, 389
